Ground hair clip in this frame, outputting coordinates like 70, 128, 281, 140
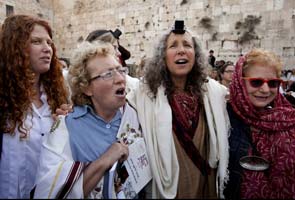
171, 20, 186, 34
111, 29, 122, 39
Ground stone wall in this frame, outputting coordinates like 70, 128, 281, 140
0, 0, 53, 26
51, 0, 295, 69
0, 0, 295, 69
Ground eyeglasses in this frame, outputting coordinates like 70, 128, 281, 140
242, 77, 282, 88
90, 67, 129, 81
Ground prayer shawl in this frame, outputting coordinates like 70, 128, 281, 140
126, 78, 230, 199
32, 103, 141, 199
229, 57, 295, 198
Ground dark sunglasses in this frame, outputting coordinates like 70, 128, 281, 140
242, 77, 282, 88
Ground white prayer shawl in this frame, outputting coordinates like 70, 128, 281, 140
126, 78, 230, 199
32, 103, 141, 199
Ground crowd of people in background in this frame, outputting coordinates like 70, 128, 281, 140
1, 14, 295, 199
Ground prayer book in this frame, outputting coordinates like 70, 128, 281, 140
103, 138, 152, 199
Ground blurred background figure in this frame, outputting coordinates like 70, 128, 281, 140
59, 57, 70, 78
219, 61, 235, 88
209, 67, 219, 81
86, 29, 130, 67
208, 49, 216, 68
111, 29, 131, 67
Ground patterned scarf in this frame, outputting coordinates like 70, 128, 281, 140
169, 90, 211, 176
229, 57, 295, 198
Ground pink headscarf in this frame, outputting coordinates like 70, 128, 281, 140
229, 56, 295, 198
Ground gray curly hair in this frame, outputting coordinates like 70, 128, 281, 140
143, 30, 208, 100
68, 41, 116, 106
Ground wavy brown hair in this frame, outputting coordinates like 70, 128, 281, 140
143, 31, 208, 100
0, 15, 69, 136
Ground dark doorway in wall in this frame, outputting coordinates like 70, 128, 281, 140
6, 5, 14, 17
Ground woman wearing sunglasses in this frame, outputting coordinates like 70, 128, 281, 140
224, 48, 295, 199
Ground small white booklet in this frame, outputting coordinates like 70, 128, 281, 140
103, 138, 152, 199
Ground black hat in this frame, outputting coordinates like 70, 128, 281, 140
85, 29, 109, 42
172, 20, 186, 34
111, 29, 122, 39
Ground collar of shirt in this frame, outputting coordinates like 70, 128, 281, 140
71, 105, 122, 123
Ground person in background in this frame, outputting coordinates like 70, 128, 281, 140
86, 29, 130, 67
127, 20, 230, 198
215, 59, 226, 70
0, 14, 69, 198
209, 67, 219, 81
219, 61, 235, 88
33, 41, 136, 198
110, 28, 131, 67
59, 57, 70, 78
208, 49, 216, 68
224, 48, 295, 199
284, 80, 295, 107
59, 57, 72, 99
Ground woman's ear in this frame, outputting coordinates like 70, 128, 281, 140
83, 85, 93, 97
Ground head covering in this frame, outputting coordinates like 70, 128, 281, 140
85, 29, 110, 42
171, 20, 186, 34
229, 56, 295, 198
229, 56, 295, 131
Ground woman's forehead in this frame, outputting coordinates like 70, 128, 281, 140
167, 32, 193, 42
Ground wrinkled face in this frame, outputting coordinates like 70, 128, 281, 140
165, 32, 195, 82
243, 65, 279, 110
221, 65, 235, 82
84, 54, 126, 117
29, 24, 53, 75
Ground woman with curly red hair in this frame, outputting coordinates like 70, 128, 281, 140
0, 15, 69, 198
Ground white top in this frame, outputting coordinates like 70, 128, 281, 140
126, 78, 230, 198
0, 90, 53, 199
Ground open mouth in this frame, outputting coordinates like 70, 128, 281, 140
175, 59, 188, 64
115, 88, 126, 96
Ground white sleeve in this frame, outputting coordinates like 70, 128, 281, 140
33, 117, 85, 199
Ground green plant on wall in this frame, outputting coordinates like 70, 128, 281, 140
235, 15, 262, 44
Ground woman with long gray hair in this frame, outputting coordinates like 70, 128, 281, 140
127, 20, 230, 199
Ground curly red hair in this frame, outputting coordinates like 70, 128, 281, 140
0, 15, 69, 136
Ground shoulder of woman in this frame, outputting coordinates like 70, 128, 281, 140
205, 77, 228, 92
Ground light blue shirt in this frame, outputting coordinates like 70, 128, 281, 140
66, 105, 121, 162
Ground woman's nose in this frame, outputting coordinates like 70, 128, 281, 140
113, 70, 126, 83
260, 82, 271, 92
177, 45, 185, 55
42, 42, 51, 52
